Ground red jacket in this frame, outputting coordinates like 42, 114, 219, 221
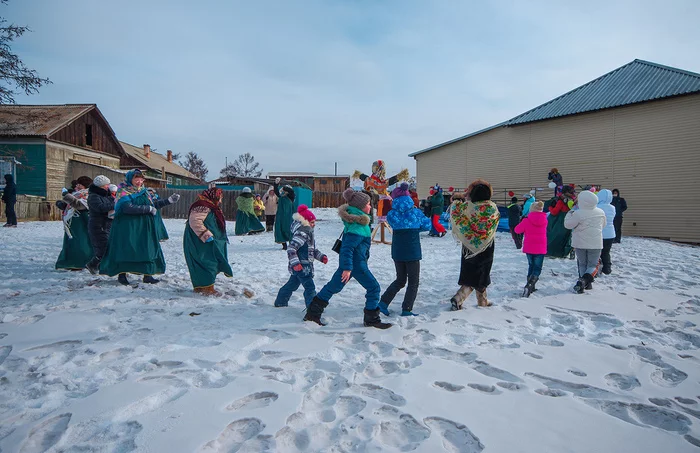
549, 199, 571, 216
514, 211, 548, 255
410, 191, 419, 208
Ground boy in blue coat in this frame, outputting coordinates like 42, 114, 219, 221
378, 183, 432, 316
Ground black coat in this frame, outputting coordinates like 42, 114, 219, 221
2, 175, 16, 204
458, 242, 495, 290
611, 196, 627, 219
87, 184, 115, 256
507, 203, 522, 228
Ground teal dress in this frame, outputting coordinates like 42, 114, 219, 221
274, 194, 293, 243
184, 211, 233, 288
55, 210, 93, 270
155, 210, 169, 241
100, 190, 166, 276
235, 195, 265, 236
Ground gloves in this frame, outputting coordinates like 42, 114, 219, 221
61, 187, 68, 195
149, 206, 157, 215
567, 200, 575, 209
168, 194, 181, 203
206, 236, 214, 243
293, 264, 303, 272
321, 256, 328, 264
275, 178, 281, 184
109, 184, 118, 194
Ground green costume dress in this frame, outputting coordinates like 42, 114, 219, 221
235, 194, 265, 235
184, 211, 233, 288
155, 210, 169, 241
546, 197, 573, 258
55, 209, 94, 270
274, 191, 293, 243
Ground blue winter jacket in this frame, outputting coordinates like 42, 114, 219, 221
523, 197, 535, 216
387, 195, 432, 261
338, 204, 372, 272
597, 189, 617, 239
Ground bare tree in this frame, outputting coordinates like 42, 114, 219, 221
0, 0, 52, 104
178, 151, 208, 182
220, 152, 262, 179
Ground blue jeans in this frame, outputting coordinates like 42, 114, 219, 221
526, 254, 545, 278
274, 269, 316, 307
317, 264, 381, 310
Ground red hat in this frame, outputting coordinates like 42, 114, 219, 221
297, 204, 316, 222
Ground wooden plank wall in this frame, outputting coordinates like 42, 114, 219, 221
0, 195, 61, 221
312, 191, 345, 208
48, 110, 123, 159
157, 188, 241, 220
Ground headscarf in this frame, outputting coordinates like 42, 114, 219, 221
114, 169, 151, 214
450, 195, 500, 259
189, 187, 225, 231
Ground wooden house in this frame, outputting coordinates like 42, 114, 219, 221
120, 142, 199, 187
267, 172, 349, 193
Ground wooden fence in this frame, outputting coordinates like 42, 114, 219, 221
312, 191, 345, 208
157, 188, 243, 220
0, 195, 62, 221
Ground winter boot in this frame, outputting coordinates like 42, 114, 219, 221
303, 296, 328, 326
194, 285, 222, 297
401, 310, 419, 317
450, 286, 473, 311
143, 275, 160, 284
522, 276, 539, 298
583, 273, 594, 290
378, 301, 391, 316
282, 242, 288, 251
363, 308, 392, 329
86, 257, 100, 275
118, 273, 130, 286
573, 277, 585, 294
476, 289, 492, 307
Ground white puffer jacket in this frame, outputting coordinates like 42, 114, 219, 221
596, 189, 617, 240
564, 190, 606, 249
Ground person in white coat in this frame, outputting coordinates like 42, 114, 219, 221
564, 190, 606, 293
596, 189, 617, 275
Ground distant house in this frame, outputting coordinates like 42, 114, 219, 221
120, 142, 199, 187
0, 104, 126, 200
267, 172, 349, 192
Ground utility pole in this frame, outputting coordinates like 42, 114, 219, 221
334, 162, 337, 176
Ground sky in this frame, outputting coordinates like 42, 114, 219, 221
4, 0, 700, 180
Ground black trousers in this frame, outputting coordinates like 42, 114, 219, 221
380, 260, 420, 312
510, 226, 523, 249
601, 238, 614, 274
4, 201, 17, 225
265, 214, 276, 231
613, 217, 623, 243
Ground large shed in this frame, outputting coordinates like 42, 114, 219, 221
411, 59, 700, 243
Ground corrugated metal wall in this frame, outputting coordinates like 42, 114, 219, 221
1, 142, 47, 197
414, 93, 700, 243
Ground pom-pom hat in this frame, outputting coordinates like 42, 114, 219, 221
343, 188, 371, 210
297, 204, 316, 222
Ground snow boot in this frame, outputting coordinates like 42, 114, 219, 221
143, 275, 160, 284
194, 285, 222, 297
363, 308, 392, 329
378, 301, 391, 316
303, 296, 328, 326
401, 310, 419, 317
573, 277, 585, 294
118, 273, 130, 286
583, 273, 594, 290
85, 257, 100, 275
522, 276, 539, 298
451, 286, 473, 310
282, 242, 288, 251
476, 289, 492, 307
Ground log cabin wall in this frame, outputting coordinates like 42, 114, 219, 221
48, 109, 125, 164
45, 141, 120, 201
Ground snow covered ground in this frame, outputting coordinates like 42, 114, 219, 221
1, 209, 700, 452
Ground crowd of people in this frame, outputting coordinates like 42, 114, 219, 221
2, 168, 631, 330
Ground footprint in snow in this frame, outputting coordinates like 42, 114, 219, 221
433, 381, 465, 392
468, 383, 500, 394
375, 405, 431, 451
0, 345, 11, 366
227, 392, 279, 411
471, 360, 522, 383
114, 387, 188, 422
535, 388, 567, 397
200, 418, 265, 453
675, 397, 697, 405
423, 416, 484, 453
356, 384, 406, 407
524, 352, 543, 359
497, 382, 525, 391
567, 369, 587, 377
584, 399, 691, 434
19, 413, 71, 453
604, 373, 641, 391
25, 340, 82, 352
525, 373, 614, 398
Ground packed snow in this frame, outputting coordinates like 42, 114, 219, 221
1, 209, 699, 452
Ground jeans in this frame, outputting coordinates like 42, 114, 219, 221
613, 217, 623, 243
601, 239, 614, 273
274, 269, 316, 307
317, 264, 381, 310
510, 227, 523, 249
4, 201, 17, 225
526, 254, 545, 278
380, 260, 420, 312
576, 248, 601, 277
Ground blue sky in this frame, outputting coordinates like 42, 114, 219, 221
5, 0, 700, 179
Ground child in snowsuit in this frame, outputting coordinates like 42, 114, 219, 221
305, 189, 391, 329
86, 175, 115, 274
515, 201, 548, 297
274, 205, 328, 307
428, 184, 446, 237
507, 196, 523, 249
378, 183, 432, 317
564, 190, 606, 293
596, 189, 617, 274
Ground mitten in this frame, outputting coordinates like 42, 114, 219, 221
321, 256, 328, 264
293, 264, 303, 272
149, 206, 157, 215
206, 236, 214, 243
168, 193, 181, 203
61, 187, 68, 195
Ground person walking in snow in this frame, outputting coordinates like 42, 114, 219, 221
522, 192, 536, 217
548, 168, 564, 196
564, 190, 606, 293
428, 184, 447, 237
507, 196, 523, 249
85, 175, 115, 274
611, 189, 627, 243
546, 185, 576, 258
274, 179, 295, 250
304, 189, 392, 329
449, 179, 500, 310
378, 183, 432, 317
234, 187, 265, 236
274, 205, 328, 307
99, 169, 181, 285
2, 174, 17, 227
183, 187, 233, 296
263, 187, 278, 232
55, 176, 93, 270
597, 189, 617, 275
515, 201, 548, 297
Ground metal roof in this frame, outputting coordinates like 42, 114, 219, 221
505, 59, 700, 125
120, 141, 197, 180
0, 104, 96, 136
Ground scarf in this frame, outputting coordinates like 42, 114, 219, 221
450, 199, 500, 259
189, 188, 225, 231
62, 189, 88, 238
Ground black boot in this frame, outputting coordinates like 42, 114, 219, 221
573, 277, 585, 294
522, 276, 538, 298
143, 275, 160, 284
583, 273, 594, 290
303, 296, 328, 326
364, 308, 392, 329
86, 257, 100, 275
282, 242, 288, 250
118, 273, 130, 286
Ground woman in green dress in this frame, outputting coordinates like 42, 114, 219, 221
234, 187, 265, 236
149, 188, 170, 241
55, 176, 94, 270
273, 179, 295, 250
99, 169, 181, 285
184, 187, 233, 296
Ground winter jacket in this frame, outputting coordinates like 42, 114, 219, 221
596, 189, 617, 240
515, 211, 548, 255
409, 191, 420, 208
522, 197, 535, 216
507, 203, 522, 227
287, 213, 326, 274
564, 191, 606, 249
263, 190, 278, 215
338, 204, 372, 272
386, 195, 432, 261
253, 198, 265, 216
87, 184, 115, 256
549, 198, 572, 216
2, 174, 16, 204
548, 172, 563, 187
611, 195, 627, 219
429, 192, 444, 216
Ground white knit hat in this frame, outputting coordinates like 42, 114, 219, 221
93, 175, 110, 187
242, 187, 252, 193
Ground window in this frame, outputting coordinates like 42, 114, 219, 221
167, 176, 173, 185
85, 124, 93, 147
176, 178, 182, 185
320, 180, 328, 185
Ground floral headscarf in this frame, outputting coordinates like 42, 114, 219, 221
189, 187, 225, 230
450, 196, 500, 259
114, 169, 151, 214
